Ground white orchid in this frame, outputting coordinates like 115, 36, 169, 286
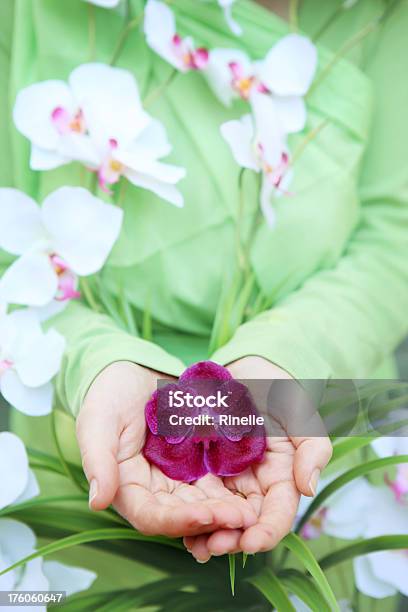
13, 63, 185, 203
220, 95, 292, 227
0, 187, 122, 307
144, 0, 209, 72
207, 34, 317, 134
0, 519, 96, 610
0, 310, 65, 416
218, 0, 242, 36
0, 432, 39, 510
85, 0, 120, 6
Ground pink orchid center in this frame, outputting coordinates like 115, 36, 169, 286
257, 145, 290, 189
49, 254, 80, 302
98, 139, 124, 193
172, 34, 209, 70
301, 507, 327, 540
51, 107, 86, 136
0, 359, 13, 376
386, 464, 408, 503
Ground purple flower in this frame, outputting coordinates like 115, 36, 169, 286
143, 361, 266, 482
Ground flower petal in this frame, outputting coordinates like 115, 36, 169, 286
43, 561, 97, 596
0, 189, 45, 256
251, 92, 285, 167
13, 80, 76, 150
125, 169, 184, 207
128, 118, 172, 160
220, 115, 258, 171
0, 370, 54, 416
0, 432, 29, 510
260, 176, 277, 228
205, 433, 266, 476
205, 49, 251, 106
368, 550, 408, 597
14, 469, 40, 504
218, 0, 242, 36
15, 328, 65, 388
353, 556, 396, 599
17, 558, 49, 591
69, 63, 150, 149
143, 431, 207, 482
144, 0, 185, 71
30, 145, 70, 171
41, 187, 123, 276
273, 96, 307, 134
259, 34, 317, 96
0, 519, 37, 565
86, 0, 120, 6
180, 361, 232, 383
0, 253, 58, 307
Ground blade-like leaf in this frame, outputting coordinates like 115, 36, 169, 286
279, 569, 330, 612
247, 567, 295, 611
282, 533, 339, 612
319, 535, 408, 570
296, 455, 408, 533
228, 554, 236, 596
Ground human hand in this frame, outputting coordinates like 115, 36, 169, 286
76, 361, 258, 538
184, 356, 332, 561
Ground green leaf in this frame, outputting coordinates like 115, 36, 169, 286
296, 454, 408, 534
0, 528, 183, 579
282, 533, 339, 612
279, 569, 331, 612
247, 567, 295, 611
319, 535, 408, 570
228, 554, 236, 596
242, 552, 248, 568
0, 495, 87, 517
51, 409, 87, 494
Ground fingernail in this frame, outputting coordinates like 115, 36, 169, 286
309, 469, 320, 496
89, 479, 98, 508
196, 558, 210, 564
201, 518, 213, 525
226, 523, 242, 529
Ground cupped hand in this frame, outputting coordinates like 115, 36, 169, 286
183, 357, 333, 561
76, 361, 258, 538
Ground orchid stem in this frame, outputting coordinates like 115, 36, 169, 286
87, 4, 96, 61
80, 277, 101, 312
110, 11, 144, 66
143, 68, 178, 107
291, 119, 329, 166
235, 168, 247, 273
289, 0, 299, 31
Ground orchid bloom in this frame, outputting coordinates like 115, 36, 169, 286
13, 64, 186, 203
371, 413, 408, 502
0, 310, 65, 416
0, 519, 96, 601
144, 0, 209, 72
0, 187, 123, 307
85, 0, 120, 6
143, 361, 266, 482
207, 34, 317, 135
218, 0, 242, 36
221, 99, 292, 227
0, 432, 39, 510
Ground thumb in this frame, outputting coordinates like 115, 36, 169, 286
76, 405, 120, 511
292, 436, 333, 497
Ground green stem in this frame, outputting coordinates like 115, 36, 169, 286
143, 68, 178, 107
88, 3, 96, 61
290, 119, 329, 166
289, 0, 299, 31
51, 409, 88, 494
110, 12, 144, 66
235, 168, 247, 273
80, 277, 100, 312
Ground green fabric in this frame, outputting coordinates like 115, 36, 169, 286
1, 0, 408, 418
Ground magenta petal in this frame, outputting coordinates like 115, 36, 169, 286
145, 390, 159, 434
180, 360, 232, 383
145, 385, 194, 443
143, 431, 207, 482
205, 435, 266, 477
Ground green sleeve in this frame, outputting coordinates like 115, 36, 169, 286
51, 302, 185, 417
212, 6, 408, 380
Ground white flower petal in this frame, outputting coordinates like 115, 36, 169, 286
218, 0, 242, 36
13, 80, 76, 150
259, 34, 317, 97
18, 558, 49, 592
0, 371, 53, 416
129, 118, 172, 160
0, 519, 37, 565
125, 170, 184, 207
14, 470, 40, 504
0, 554, 16, 591
0, 253, 58, 307
144, 0, 184, 71
369, 550, 408, 596
69, 63, 149, 149
353, 556, 396, 599
57, 133, 100, 168
274, 96, 307, 134
29, 300, 68, 324
251, 92, 285, 167
86, 0, 120, 7
325, 478, 373, 539
205, 48, 251, 106
115, 149, 185, 184
41, 187, 123, 276
15, 328, 65, 388
0, 189, 45, 256
220, 115, 258, 170
0, 433, 29, 510
43, 561, 97, 596
30, 145, 70, 171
